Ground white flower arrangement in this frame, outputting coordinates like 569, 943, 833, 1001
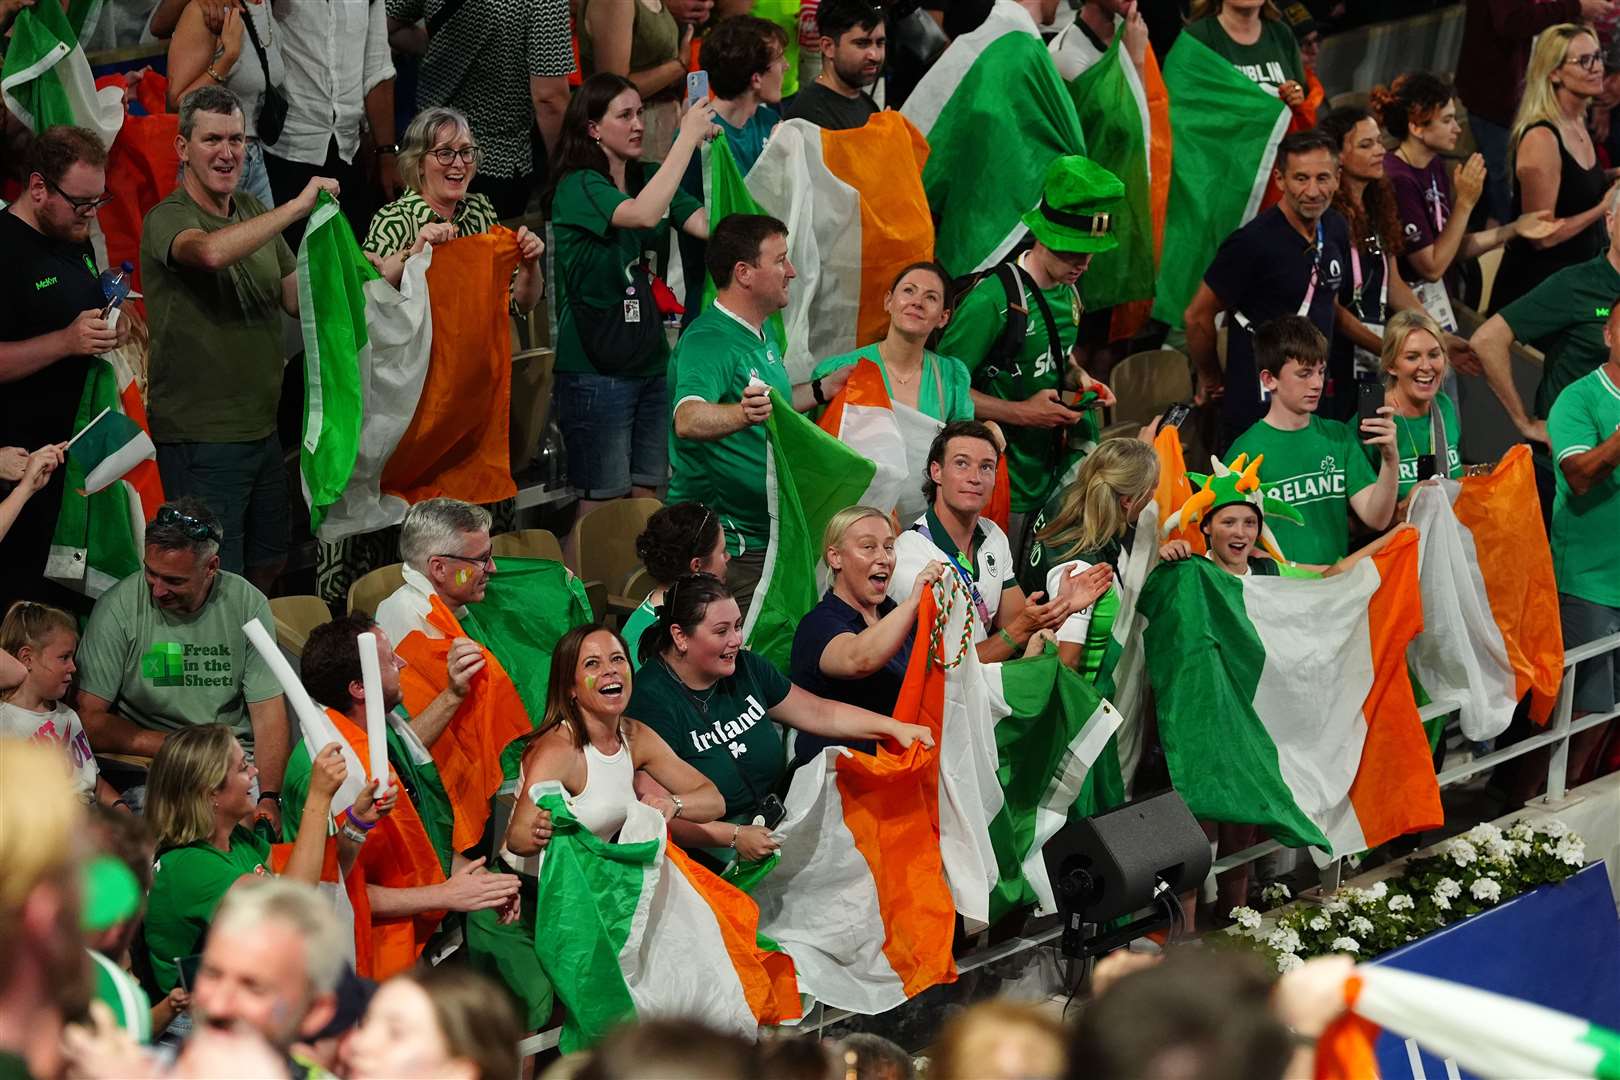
1261, 883, 1292, 905
1219, 819, 1587, 967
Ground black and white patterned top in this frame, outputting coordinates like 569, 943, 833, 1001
362, 189, 501, 256
387, 0, 576, 180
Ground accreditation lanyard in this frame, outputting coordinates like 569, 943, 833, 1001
1427, 174, 1447, 234
1350, 239, 1388, 320
1293, 220, 1326, 318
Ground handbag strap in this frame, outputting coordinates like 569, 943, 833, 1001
240, 6, 272, 81
427, 0, 470, 37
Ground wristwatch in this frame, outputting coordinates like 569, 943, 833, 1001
258, 790, 281, 805
811, 377, 827, 406
375, 143, 399, 157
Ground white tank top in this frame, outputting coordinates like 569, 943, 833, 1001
502, 738, 635, 873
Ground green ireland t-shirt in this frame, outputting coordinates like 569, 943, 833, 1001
810, 344, 975, 423
937, 266, 1083, 512
1183, 16, 1305, 93
1548, 365, 1620, 606
139, 188, 294, 443
628, 650, 792, 819
1364, 393, 1463, 497
91, 949, 152, 1043
1499, 254, 1620, 419
145, 824, 273, 991
75, 572, 280, 745
666, 303, 795, 554
281, 708, 455, 872
1230, 415, 1379, 565
622, 596, 658, 670
551, 168, 702, 378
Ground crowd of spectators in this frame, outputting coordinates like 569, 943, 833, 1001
4, 0, 1620, 1074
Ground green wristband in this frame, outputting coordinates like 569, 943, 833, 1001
998, 628, 1020, 652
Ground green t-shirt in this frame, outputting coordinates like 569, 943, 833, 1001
1230, 415, 1380, 565
76, 572, 280, 745
1183, 16, 1305, 93
551, 168, 702, 377
623, 595, 658, 670
937, 266, 1083, 512
628, 650, 792, 818
1548, 365, 1620, 606
1499, 253, 1620, 419
90, 949, 152, 1043
146, 824, 273, 991
1365, 393, 1463, 497
666, 303, 795, 553
139, 188, 294, 443
810, 344, 975, 423
281, 708, 455, 872
1020, 487, 1124, 686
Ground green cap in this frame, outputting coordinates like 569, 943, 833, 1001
81, 855, 142, 932
1021, 154, 1126, 255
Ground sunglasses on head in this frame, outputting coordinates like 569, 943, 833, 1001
155, 505, 223, 543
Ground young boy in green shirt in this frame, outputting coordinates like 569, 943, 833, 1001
1229, 315, 1400, 565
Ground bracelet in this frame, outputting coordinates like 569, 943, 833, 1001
671, 794, 685, 820
258, 790, 281, 805
339, 823, 368, 844
375, 143, 399, 157
729, 824, 740, 849
344, 807, 379, 832
998, 628, 1021, 652
206, 65, 226, 83
811, 377, 827, 405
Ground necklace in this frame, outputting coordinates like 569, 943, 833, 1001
661, 657, 718, 716
877, 341, 922, 386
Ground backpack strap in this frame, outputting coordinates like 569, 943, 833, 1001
981, 263, 1031, 397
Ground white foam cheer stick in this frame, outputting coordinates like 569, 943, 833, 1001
355, 632, 388, 794
241, 619, 364, 811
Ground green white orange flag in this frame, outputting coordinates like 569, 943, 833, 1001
1051, 29, 1171, 312
1151, 32, 1288, 329
901, 0, 1086, 274
1, 0, 122, 147
705, 113, 933, 381
47, 348, 163, 597
1316, 967, 1620, 1080
298, 194, 519, 540
531, 790, 800, 1051
1138, 528, 1443, 857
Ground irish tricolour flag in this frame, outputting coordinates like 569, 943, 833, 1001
1317, 967, 1620, 1080
531, 791, 800, 1051
900, 0, 1085, 274
705, 113, 934, 381
1, 0, 122, 148
298, 194, 519, 540
1138, 528, 1443, 858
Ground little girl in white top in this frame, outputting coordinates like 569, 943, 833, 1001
0, 601, 118, 806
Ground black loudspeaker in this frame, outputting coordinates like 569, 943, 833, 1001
1042, 788, 1212, 926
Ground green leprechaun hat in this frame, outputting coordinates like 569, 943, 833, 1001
1021, 155, 1125, 255
1162, 453, 1303, 563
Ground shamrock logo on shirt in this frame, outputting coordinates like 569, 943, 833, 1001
728, 741, 747, 759
1319, 455, 1337, 474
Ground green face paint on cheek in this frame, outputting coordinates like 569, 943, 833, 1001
585, 675, 597, 691
455, 568, 469, 585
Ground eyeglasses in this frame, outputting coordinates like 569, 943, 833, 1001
42, 176, 114, 215
1565, 53, 1604, 72
429, 145, 483, 166
155, 505, 223, 543
434, 550, 496, 569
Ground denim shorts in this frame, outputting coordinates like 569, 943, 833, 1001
553, 371, 668, 499
1560, 593, 1620, 714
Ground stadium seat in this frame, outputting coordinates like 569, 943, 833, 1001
348, 563, 405, 618
1110, 348, 1195, 426
270, 595, 332, 658
568, 499, 662, 619
492, 529, 566, 563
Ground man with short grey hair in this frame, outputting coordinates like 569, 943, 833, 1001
140, 85, 341, 592
76, 496, 290, 828
375, 497, 496, 648
191, 878, 347, 1070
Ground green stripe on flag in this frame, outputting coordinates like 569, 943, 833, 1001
1067, 35, 1155, 308
1150, 33, 1287, 330
1, 0, 120, 142
530, 793, 660, 1053
1580, 1023, 1620, 1080
1138, 558, 1327, 848
48, 360, 141, 596
743, 390, 878, 672
71, 408, 149, 494
461, 556, 594, 725
297, 193, 378, 534
703, 138, 787, 351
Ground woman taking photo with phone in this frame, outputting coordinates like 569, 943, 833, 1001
629, 573, 935, 868
1365, 309, 1463, 507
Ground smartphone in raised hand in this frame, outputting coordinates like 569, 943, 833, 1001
686, 70, 710, 110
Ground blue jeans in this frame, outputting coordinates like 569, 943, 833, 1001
156, 434, 289, 574
554, 372, 668, 499
1469, 111, 1512, 226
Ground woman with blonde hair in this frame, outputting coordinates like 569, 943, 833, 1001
787, 507, 948, 765
1020, 437, 1158, 684
930, 1000, 1067, 1080
1370, 309, 1463, 504
1492, 23, 1617, 312
142, 723, 386, 992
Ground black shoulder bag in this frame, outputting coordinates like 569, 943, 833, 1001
240, 12, 287, 148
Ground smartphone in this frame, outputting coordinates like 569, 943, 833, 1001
686, 70, 710, 110
175, 953, 202, 992
1357, 380, 1385, 430
1416, 453, 1438, 482
758, 794, 786, 830
1161, 402, 1194, 431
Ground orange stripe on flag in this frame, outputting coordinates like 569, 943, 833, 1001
395, 598, 533, 851
1348, 529, 1444, 848
985, 456, 1012, 535
816, 112, 935, 350
1452, 446, 1565, 725
665, 843, 802, 1025
381, 230, 521, 507
838, 590, 958, 997
820, 358, 894, 439
271, 837, 375, 978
